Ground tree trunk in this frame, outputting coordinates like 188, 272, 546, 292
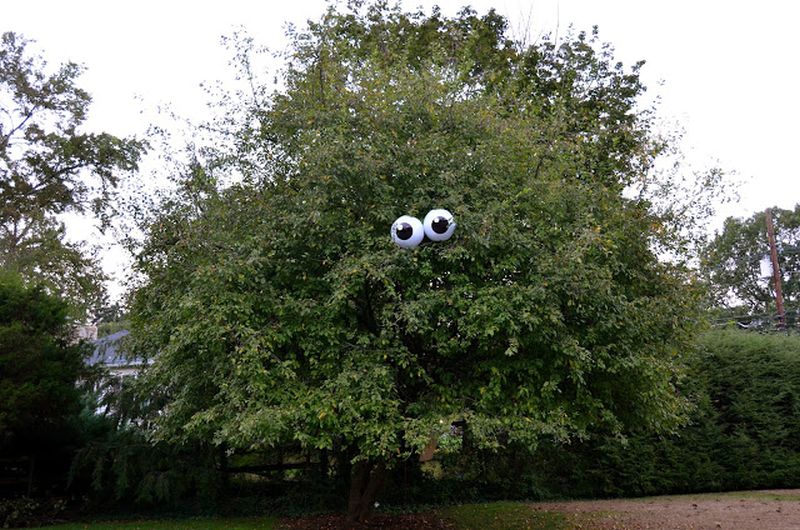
346, 460, 386, 525
319, 449, 329, 483
218, 445, 230, 493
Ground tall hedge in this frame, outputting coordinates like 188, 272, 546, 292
540, 329, 800, 497
395, 329, 800, 502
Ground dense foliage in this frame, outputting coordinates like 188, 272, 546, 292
70, 428, 223, 507
67, 329, 800, 512
592, 329, 800, 495
702, 205, 800, 316
129, 3, 703, 518
0, 496, 67, 528
413, 330, 800, 501
0, 273, 90, 470
0, 32, 145, 316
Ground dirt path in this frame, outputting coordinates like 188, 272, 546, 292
532, 489, 800, 530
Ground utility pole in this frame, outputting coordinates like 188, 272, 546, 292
765, 209, 786, 329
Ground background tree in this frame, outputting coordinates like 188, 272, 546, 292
129, 3, 705, 522
701, 205, 800, 316
0, 32, 145, 317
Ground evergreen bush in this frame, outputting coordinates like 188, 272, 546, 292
386, 330, 800, 502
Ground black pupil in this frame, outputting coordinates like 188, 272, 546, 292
396, 222, 413, 240
431, 216, 449, 234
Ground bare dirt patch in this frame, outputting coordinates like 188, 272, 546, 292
532, 489, 800, 530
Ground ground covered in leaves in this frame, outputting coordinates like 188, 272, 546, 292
278, 490, 800, 530
278, 512, 456, 530
28, 490, 800, 529
278, 503, 566, 530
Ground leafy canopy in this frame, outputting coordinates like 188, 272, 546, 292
130, 3, 700, 466
702, 205, 800, 314
0, 32, 145, 316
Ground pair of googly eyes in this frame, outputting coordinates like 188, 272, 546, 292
391, 209, 456, 249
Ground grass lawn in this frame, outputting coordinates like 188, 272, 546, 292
29, 516, 276, 530
440, 501, 568, 530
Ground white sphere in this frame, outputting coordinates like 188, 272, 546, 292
423, 209, 456, 241
391, 215, 424, 249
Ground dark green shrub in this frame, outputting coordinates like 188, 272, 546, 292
545, 330, 800, 497
0, 273, 94, 495
0, 496, 66, 528
70, 427, 223, 508
386, 330, 800, 503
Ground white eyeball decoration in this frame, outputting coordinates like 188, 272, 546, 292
423, 209, 456, 242
391, 215, 424, 249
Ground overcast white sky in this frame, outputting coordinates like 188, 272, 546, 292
5, 0, 800, 299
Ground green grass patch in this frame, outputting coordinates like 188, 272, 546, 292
30, 516, 276, 530
440, 501, 568, 530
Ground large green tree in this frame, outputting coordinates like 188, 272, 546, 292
130, 4, 702, 521
702, 205, 800, 316
0, 32, 145, 316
